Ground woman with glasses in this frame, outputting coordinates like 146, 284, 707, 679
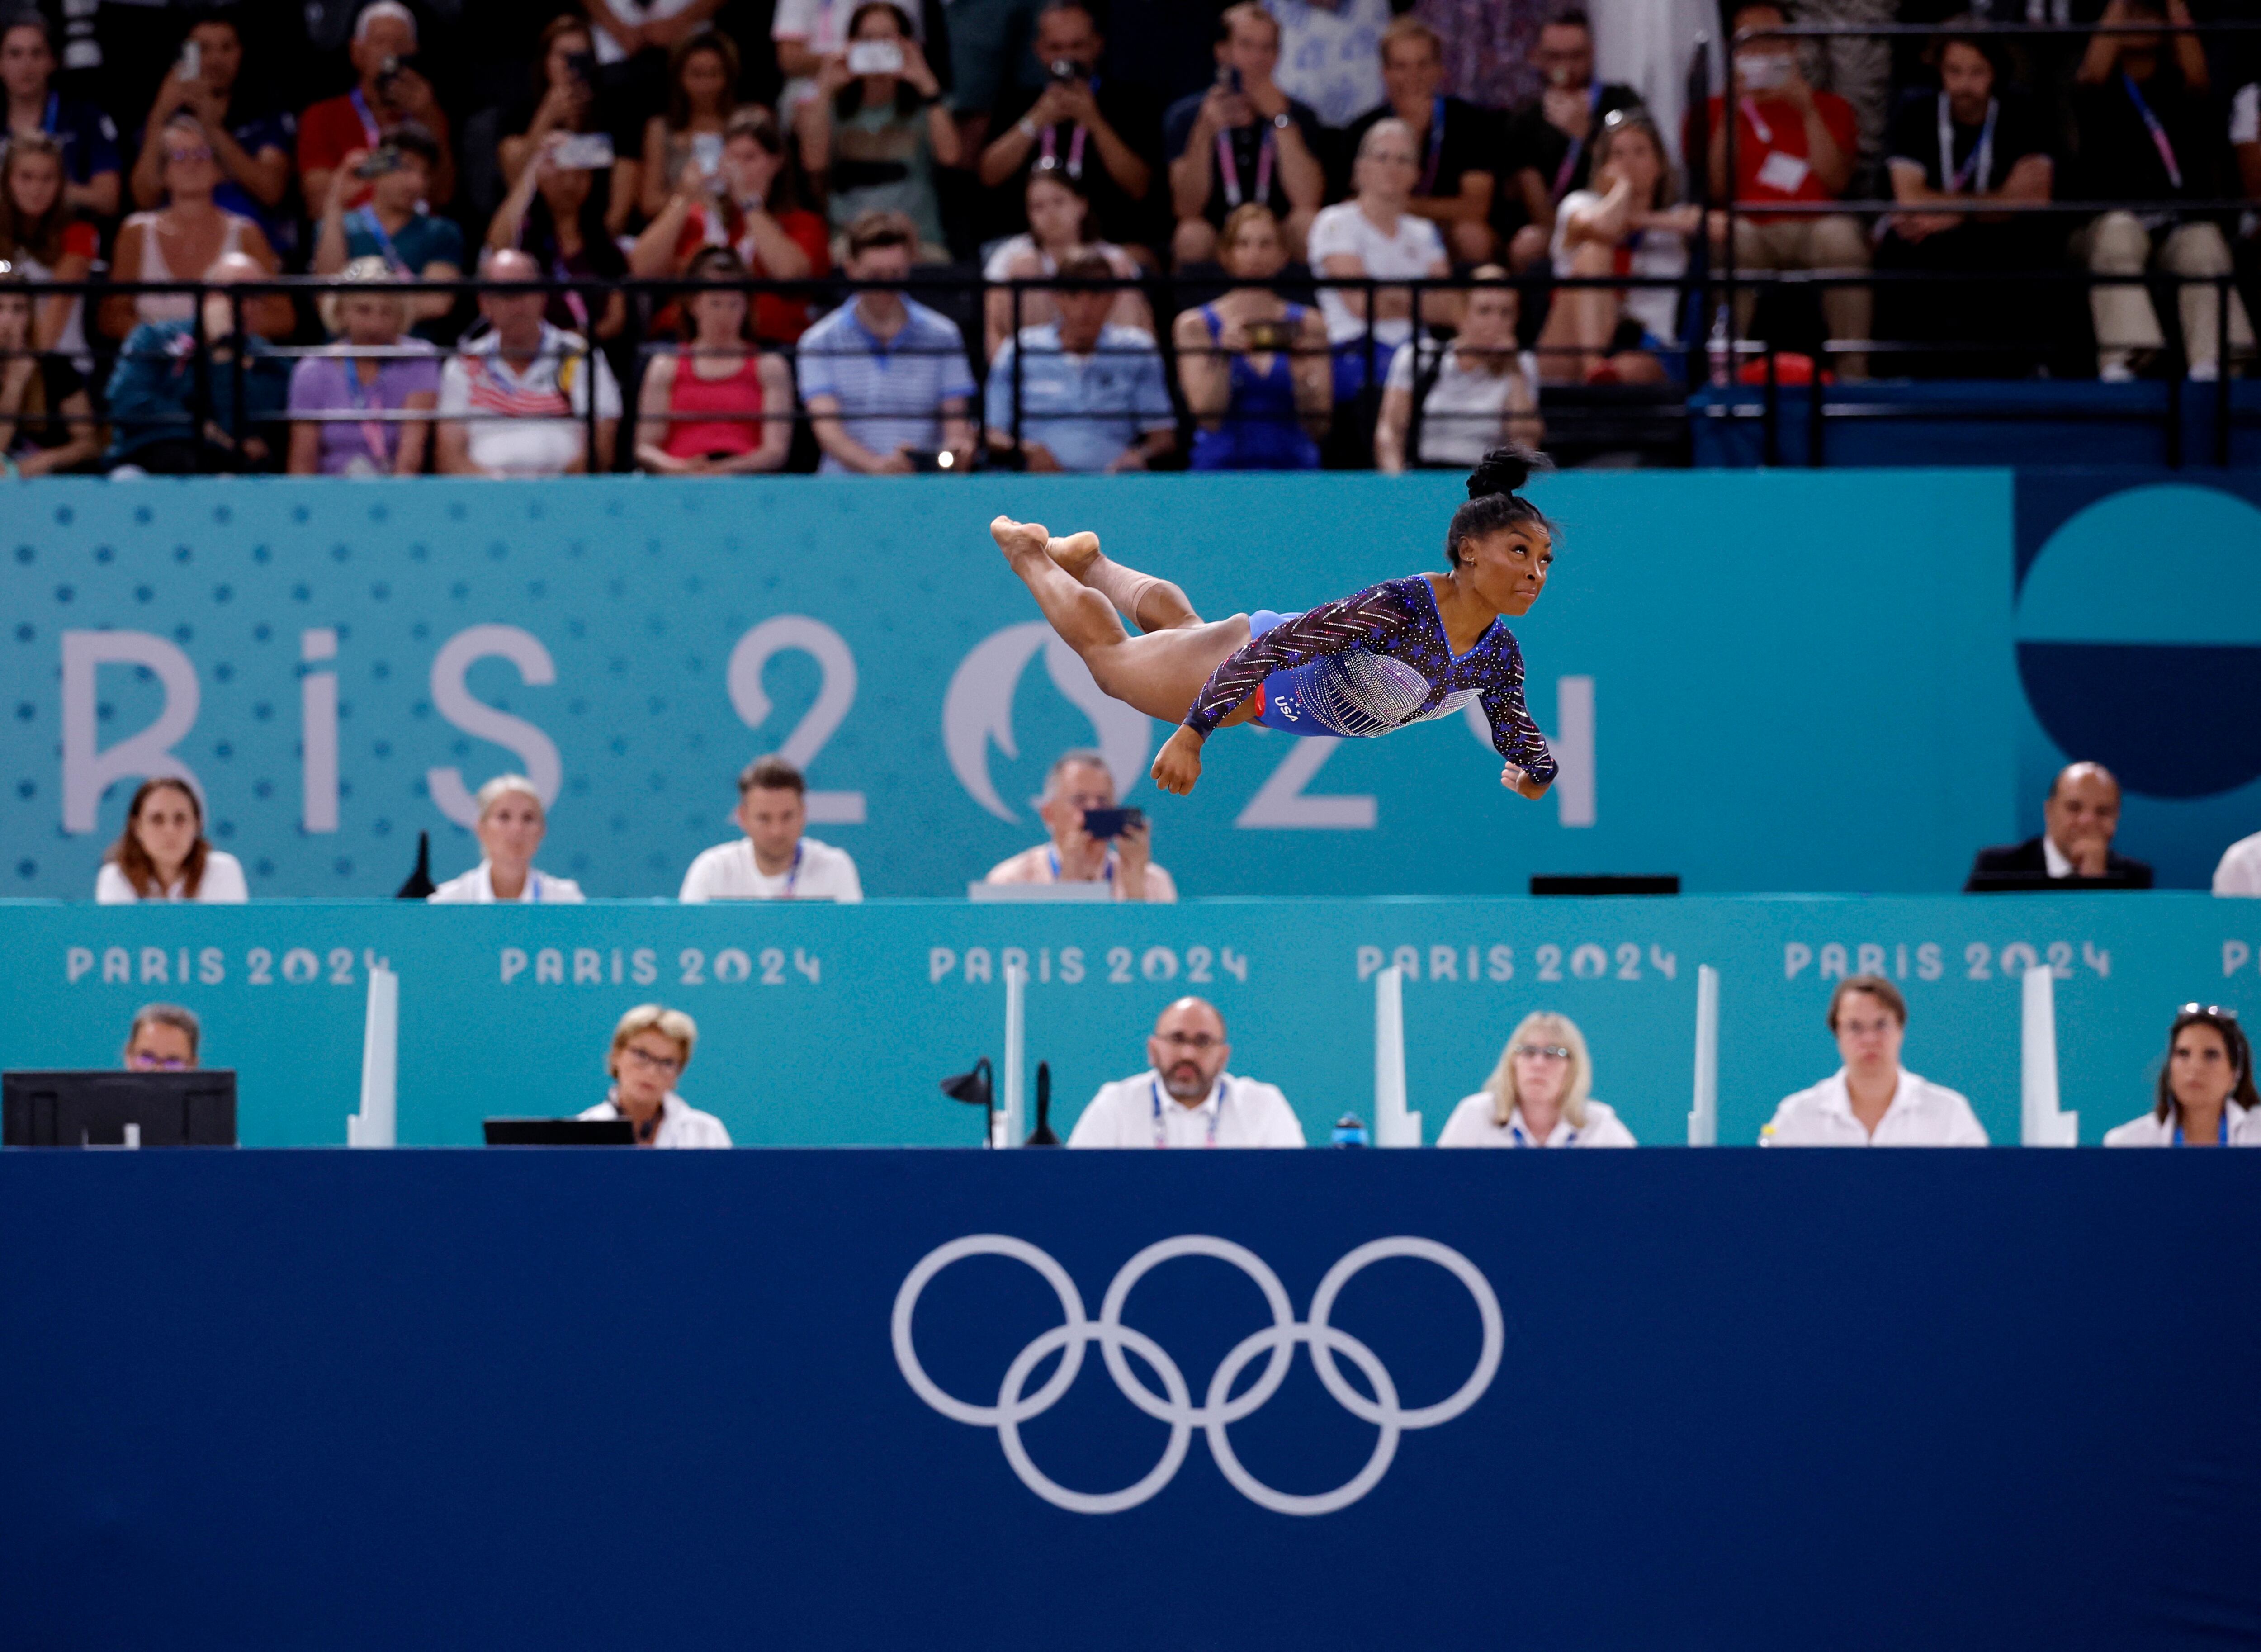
2105, 1005, 2261, 1147
579, 1004, 732, 1147
1438, 1011, 1633, 1146
123, 1004, 200, 1072
100, 110, 289, 342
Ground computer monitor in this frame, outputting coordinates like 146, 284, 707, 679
482, 1117, 636, 1146
2, 1070, 238, 1147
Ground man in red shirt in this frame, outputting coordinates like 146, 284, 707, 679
1703, 0, 1871, 377
296, 1, 456, 214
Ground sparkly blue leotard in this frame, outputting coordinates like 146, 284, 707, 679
1182, 575, 1557, 782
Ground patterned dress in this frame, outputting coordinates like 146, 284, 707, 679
1182, 575, 1557, 781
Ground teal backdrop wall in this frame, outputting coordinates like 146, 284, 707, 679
3, 894, 2247, 1148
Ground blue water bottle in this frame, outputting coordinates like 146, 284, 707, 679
1331, 1112, 1369, 1147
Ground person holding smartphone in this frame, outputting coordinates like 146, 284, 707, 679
983, 748, 1177, 902
296, 1, 455, 213
129, 15, 295, 256
312, 124, 463, 331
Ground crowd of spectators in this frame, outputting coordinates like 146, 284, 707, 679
5, 0, 2261, 478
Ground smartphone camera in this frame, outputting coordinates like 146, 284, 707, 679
903, 448, 958, 473
846, 40, 905, 76
355, 144, 403, 179
1047, 57, 1081, 84
552, 132, 617, 171
1081, 807, 1145, 840
178, 39, 201, 80
563, 49, 596, 83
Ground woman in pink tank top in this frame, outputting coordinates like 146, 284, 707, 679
633, 246, 794, 474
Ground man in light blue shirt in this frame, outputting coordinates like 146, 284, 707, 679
796, 210, 976, 474
984, 253, 1178, 473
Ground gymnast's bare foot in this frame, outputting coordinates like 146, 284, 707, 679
1047, 530, 1103, 580
991, 516, 1053, 567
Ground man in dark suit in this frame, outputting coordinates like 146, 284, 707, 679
1966, 761, 2153, 892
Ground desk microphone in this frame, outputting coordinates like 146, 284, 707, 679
1026, 1061, 1061, 1146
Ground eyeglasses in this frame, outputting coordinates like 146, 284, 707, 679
1513, 1043, 1571, 1061
621, 1046, 682, 1074
2179, 1004, 2239, 1021
1155, 1032, 1221, 1051
127, 1051, 190, 1070
167, 146, 215, 165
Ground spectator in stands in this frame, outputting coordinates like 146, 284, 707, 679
0, 264, 99, 475
102, 112, 291, 344
1876, 25, 2055, 379
1269, 0, 1391, 132
1, 13, 119, 218
582, 0, 728, 138
1310, 118, 1453, 403
633, 246, 793, 475
0, 133, 95, 356
500, 14, 637, 235
1535, 106, 1695, 383
679, 755, 864, 901
1164, 5, 1326, 265
427, 773, 585, 903
297, 1, 456, 212
1437, 1011, 1636, 1146
774, 0, 920, 121
985, 748, 1177, 900
2071, 0, 2248, 382
486, 130, 628, 344
311, 125, 464, 331
1763, 975, 1987, 1146
123, 1003, 200, 1071
795, 209, 975, 474
1375, 265, 1539, 470
435, 247, 622, 477
1500, 8, 1641, 272
977, 0, 1161, 256
1413, 0, 1541, 112
104, 251, 288, 473
580, 1004, 732, 1147
128, 14, 293, 256
981, 162, 1151, 359
636, 28, 741, 222
288, 259, 440, 477
984, 251, 1175, 472
96, 777, 249, 904
1704, 0, 1870, 378
630, 106, 827, 346
797, 3, 960, 261
2105, 1005, 2261, 1146
1344, 18, 1498, 266
1965, 760, 2154, 890
2216, 823, 2261, 895
1066, 996, 1304, 1147
1173, 202, 1329, 470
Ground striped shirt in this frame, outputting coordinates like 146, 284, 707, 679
437, 322, 622, 478
795, 296, 975, 473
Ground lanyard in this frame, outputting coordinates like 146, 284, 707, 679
1417, 94, 1447, 196
2172, 1111, 2228, 1146
1739, 95, 1774, 148
1508, 1116, 1577, 1147
1151, 1078, 1223, 1147
1046, 846, 1114, 886
1938, 94, 1997, 194
1551, 83, 1604, 199
777, 841, 803, 899
40, 91, 58, 135
1039, 121, 1089, 179
549, 253, 591, 330
336, 349, 393, 464
2121, 72, 2182, 191
349, 87, 385, 151
349, 206, 413, 275
1216, 124, 1275, 209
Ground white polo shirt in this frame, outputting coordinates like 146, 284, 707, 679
95, 850, 249, 904
1436, 1092, 1637, 1147
678, 837, 862, 903
577, 1091, 733, 1148
2214, 829, 2261, 895
1067, 1071, 1305, 1148
426, 861, 585, 904
2103, 1100, 2261, 1147
1763, 1068, 1988, 1146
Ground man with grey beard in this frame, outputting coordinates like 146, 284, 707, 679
1065, 996, 1304, 1147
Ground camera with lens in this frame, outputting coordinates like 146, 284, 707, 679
1047, 57, 1082, 84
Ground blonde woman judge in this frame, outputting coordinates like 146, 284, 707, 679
1438, 1011, 1634, 1147
427, 775, 584, 904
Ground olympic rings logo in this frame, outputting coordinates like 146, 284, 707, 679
891, 1234, 1503, 1517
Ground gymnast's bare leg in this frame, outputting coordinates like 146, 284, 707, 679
1044, 529, 1201, 634
991, 516, 1257, 725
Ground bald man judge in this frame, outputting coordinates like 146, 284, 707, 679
1066, 996, 1305, 1147
1966, 762, 2153, 891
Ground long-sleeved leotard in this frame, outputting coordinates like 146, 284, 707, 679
1182, 575, 1558, 783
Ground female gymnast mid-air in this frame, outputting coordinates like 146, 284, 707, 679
990, 446, 1558, 800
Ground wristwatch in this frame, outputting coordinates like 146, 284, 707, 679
1270, 111, 1291, 131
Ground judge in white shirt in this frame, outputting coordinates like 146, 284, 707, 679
427, 774, 585, 904
95, 777, 249, 904
1067, 996, 1304, 1147
679, 755, 863, 902
984, 748, 1176, 902
1437, 1011, 1635, 1146
2104, 1004, 2261, 1147
1764, 975, 1988, 1146
577, 1003, 733, 1147
2214, 828, 2261, 895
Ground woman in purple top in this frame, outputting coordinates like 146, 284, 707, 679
992, 445, 1558, 800
286, 258, 441, 476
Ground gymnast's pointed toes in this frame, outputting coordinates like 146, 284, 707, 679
991, 517, 1050, 560
1049, 530, 1102, 577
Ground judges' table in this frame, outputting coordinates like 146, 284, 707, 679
2, 1149, 2254, 1649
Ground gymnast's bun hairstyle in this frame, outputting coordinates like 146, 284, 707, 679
1446, 444, 1555, 567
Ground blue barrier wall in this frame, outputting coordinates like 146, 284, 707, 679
5, 895, 2248, 1147
5, 1151, 2256, 1650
